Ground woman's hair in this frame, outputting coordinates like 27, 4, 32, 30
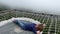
37, 24, 45, 32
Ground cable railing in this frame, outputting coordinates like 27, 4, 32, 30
47, 16, 53, 34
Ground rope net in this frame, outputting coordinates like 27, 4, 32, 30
0, 10, 60, 34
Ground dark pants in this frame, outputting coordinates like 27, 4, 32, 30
13, 20, 31, 30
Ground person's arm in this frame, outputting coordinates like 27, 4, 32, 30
36, 31, 40, 34
32, 28, 41, 34
32, 28, 37, 34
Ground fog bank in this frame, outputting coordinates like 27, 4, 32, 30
0, 0, 60, 15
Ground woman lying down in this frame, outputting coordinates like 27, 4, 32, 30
0, 17, 46, 34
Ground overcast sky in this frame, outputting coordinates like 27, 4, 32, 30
0, 0, 60, 15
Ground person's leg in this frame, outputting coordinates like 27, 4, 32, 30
20, 20, 32, 24
13, 20, 26, 30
